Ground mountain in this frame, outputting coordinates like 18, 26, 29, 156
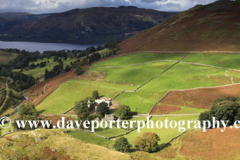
119, 0, 240, 53
0, 12, 54, 34
0, 7, 177, 43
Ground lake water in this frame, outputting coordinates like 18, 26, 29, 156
0, 41, 101, 53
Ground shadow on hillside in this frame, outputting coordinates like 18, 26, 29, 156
37, 109, 47, 115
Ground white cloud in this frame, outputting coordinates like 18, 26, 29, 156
0, 0, 216, 13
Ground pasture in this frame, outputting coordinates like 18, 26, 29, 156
90, 61, 175, 85
139, 63, 236, 93
36, 79, 135, 114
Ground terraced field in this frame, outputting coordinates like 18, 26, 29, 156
37, 52, 240, 115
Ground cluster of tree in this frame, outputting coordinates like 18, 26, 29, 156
104, 41, 121, 50
3, 49, 77, 70
96, 102, 109, 117
0, 64, 36, 91
114, 105, 131, 120
13, 103, 39, 130
199, 96, 240, 128
113, 132, 160, 153
74, 98, 95, 129
44, 64, 63, 80
29, 61, 47, 69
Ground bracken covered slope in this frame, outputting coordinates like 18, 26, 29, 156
119, 1, 240, 53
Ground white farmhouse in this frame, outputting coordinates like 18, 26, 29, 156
88, 97, 112, 109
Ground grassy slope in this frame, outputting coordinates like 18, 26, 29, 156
91, 61, 175, 85
67, 131, 114, 147
139, 63, 233, 93
92, 52, 184, 67
38, 52, 240, 114
115, 92, 161, 113
0, 130, 131, 160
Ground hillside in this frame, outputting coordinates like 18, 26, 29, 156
0, 12, 52, 34
0, 7, 177, 43
119, 1, 240, 53
0, 130, 131, 160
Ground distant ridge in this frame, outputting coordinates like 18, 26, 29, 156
118, 6, 138, 9
0, 7, 177, 43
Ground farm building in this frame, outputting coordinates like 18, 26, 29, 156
88, 97, 112, 109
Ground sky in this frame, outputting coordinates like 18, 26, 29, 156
0, 0, 216, 14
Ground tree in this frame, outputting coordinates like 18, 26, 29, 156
96, 102, 109, 117
135, 132, 160, 153
114, 105, 131, 119
45, 69, 49, 80
13, 103, 38, 130
96, 45, 103, 51
76, 100, 90, 129
113, 137, 132, 152
74, 66, 84, 75
92, 90, 99, 99
64, 65, 71, 72
199, 96, 240, 128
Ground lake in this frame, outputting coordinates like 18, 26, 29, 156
0, 41, 102, 53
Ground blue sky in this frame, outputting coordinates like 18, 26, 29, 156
0, 0, 216, 14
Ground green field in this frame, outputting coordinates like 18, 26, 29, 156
92, 52, 184, 67
37, 79, 136, 114
91, 61, 175, 86
115, 91, 163, 113
13, 57, 76, 81
95, 126, 127, 137
37, 52, 240, 114
67, 131, 114, 147
139, 63, 234, 93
